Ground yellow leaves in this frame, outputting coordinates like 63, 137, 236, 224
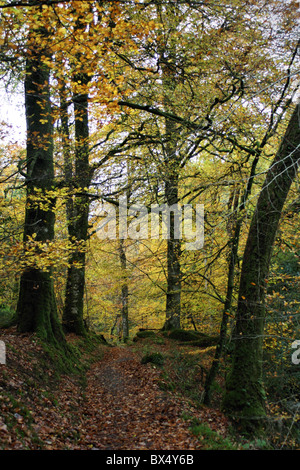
71, 79, 92, 97
148, 20, 157, 31
1, 235, 87, 276
57, 26, 66, 36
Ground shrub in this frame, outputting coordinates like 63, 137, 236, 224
0, 308, 15, 328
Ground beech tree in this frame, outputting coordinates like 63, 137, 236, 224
16, 22, 66, 347
115, 0, 299, 333
61, 60, 91, 336
53, 2, 158, 335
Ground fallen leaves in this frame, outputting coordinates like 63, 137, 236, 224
0, 328, 231, 450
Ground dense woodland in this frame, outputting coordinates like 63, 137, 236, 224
0, 0, 300, 451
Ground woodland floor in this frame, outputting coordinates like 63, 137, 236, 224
0, 327, 266, 451
75, 345, 228, 450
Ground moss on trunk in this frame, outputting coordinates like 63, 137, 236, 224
16, 27, 68, 354
223, 103, 300, 434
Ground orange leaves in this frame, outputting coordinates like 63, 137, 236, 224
225, 311, 234, 318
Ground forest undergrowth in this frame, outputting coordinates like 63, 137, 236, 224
0, 327, 298, 450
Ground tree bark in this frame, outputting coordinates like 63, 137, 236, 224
153, 4, 182, 331
119, 239, 129, 342
222, 102, 300, 433
61, 8, 93, 336
62, 72, 91, 336
164, 163, 181, 330
59, 80, 74, 229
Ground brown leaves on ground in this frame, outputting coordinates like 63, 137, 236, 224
76, 346, 203, 450
0, 328, 230, 450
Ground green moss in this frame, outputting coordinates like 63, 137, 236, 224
191, 421, 238, 450
157, 379, 175, 391
152, 337, 165, 345
222, 365, 267, 436
37, 331, 105, 380
141, 352, 165, 366
167, 329, 219, 347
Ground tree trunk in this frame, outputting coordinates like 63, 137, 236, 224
164, 168, 181, 330
16, 34, 65, 347
203, 155, 262, 404
222, 102, 300, 433
59, 80, 74, 230
119, 239, 129, 342
162, 101, 181, 330
154, 5, 182, 331
203, 211, 241, 405
62, 72, 91, 336
61, 9, 93, 336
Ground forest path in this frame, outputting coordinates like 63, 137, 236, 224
76, 345, 203, 450
0, 329, 231, 450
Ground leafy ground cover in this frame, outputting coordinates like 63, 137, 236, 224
0, 327, 296, 450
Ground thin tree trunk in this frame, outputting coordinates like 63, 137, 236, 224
203, 154, 262, 404
164, 164, 181, 330
119, 239, 129, 342
222, 102, 300, 433
111, 314, 122, 337
59, 80, 74, 230
203, 194, 241, 405
161, 68, 181, 331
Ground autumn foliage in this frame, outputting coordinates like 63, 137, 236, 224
0, 0, 299, 450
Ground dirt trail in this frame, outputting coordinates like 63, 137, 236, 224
76, 346, 202, 450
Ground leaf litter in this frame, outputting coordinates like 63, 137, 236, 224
0, 328, 231, 450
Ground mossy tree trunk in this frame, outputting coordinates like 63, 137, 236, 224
222, 102, 300, 433
59, 79, 74, 236
16, 31, 66, 348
